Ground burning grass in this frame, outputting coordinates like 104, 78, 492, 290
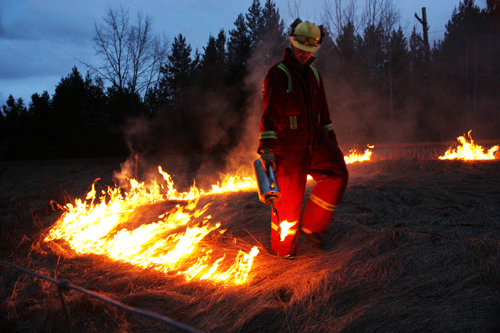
43, 165, 259, 285
439, 130, 500, 160
2, 153, 500, 332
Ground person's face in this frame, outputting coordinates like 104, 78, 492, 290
293, 47, 313, 65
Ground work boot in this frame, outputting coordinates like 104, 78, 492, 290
300, 227, 324, 249
271, 249, 297, 259
281, 253, 296, 260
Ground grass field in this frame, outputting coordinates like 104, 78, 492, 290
1, 149, 500, 332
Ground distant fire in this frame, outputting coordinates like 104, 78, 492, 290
45, 166, 259, 285
344, 145, 374, 164
439, 131, 499, 161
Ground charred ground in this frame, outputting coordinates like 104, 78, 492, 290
1, 151, 500, 332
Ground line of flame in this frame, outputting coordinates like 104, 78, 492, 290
44, 146, 376, 284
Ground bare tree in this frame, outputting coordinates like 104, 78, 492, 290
359, 0, 402, 125
287, 0, 302, 22
321, 0, 358, 39
84, 5, 169, 96
361, 0, 401, 31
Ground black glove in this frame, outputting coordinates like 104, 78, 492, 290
260, 147, 276, 172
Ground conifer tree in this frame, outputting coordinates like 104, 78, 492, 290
228, 14, 252, 84
159, 34, 198, 107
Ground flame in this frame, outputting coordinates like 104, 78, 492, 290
279, 220, 297, 241
439, 131, 499, 160
209, 174, 256, 194
44, 167, 259, 285
44, 144, 376, 283
344, 145, 374, 164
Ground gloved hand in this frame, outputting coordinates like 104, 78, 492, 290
260, 147, 276, 172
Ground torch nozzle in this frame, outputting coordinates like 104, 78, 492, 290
253, 158, 281, 206
271, 203, 280, 224
269, 166, 276, 189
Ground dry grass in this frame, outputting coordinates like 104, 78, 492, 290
1, 152, 500, 332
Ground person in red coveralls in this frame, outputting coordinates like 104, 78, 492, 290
258, 19, 348, 257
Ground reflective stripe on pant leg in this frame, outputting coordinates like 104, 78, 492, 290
271, 214, 300, 256
272, 221, 299, 241
271, 171, 306, 256
309, 193, 336, 212
301, 176, 347, 234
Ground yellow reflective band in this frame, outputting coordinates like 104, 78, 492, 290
260, 131, 277, 140
309, 193, 336, 211
323, 123, 333, 131
278, 63, 293, 92
300, 226, 313, 235
310, 66, 320, 86
271, 222, 298, 235
290, 116, 297, 129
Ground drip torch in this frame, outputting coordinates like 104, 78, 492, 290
253, 158, 281, 224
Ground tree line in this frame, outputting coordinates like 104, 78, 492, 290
1, 0, 499, 161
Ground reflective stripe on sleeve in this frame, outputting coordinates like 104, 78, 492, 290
309, 193, 336, 211
323, 123, 333, 131
260, 131, 277, 140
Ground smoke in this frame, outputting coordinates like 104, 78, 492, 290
222, 38, 286, 179
117, 34, 287, 190
118, 73, 258, 190
120, 27, 500, 189
316, 55, 474, 147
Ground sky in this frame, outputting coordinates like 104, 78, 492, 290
0, 0, 488, 106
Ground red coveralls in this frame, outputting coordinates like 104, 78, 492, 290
258, 48, 348, 256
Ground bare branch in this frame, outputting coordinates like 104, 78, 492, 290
321, 0, 358, 40
287, 0, 302, 22
81, 5, 169, 96
361, 0, 401, 31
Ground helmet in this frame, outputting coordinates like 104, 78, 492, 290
290, 20, 322, 53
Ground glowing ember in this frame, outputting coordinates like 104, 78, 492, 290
439, 131, 499, 161
344, 145, 374, 164
279, 220, 297, 241
44, 167, 259, 285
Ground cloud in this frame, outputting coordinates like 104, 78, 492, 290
0, 75, 61, 104
0, 38, 94, 80
0, 0, 93, 43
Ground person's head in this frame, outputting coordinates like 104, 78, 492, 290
289, 19, 324, 64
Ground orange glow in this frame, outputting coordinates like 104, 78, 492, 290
344, 145, 374, 164
44, 167, 259, 285
279, 220, 296, 241
439, 131, 499, 161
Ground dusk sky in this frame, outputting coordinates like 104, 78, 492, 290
0, 0, 488, 105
